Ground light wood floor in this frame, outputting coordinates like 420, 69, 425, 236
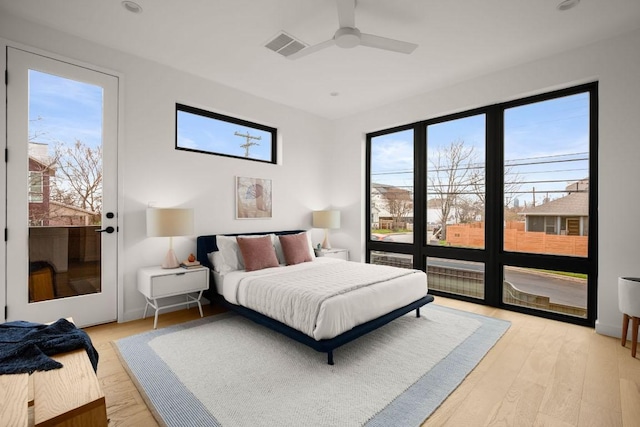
84, 297, 640, 427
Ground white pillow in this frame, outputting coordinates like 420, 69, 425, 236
305, 231, 317, 259
216, 234, 274, 272
273, 235, 285, 264
274, 231, 316, 264
207, 251, 227, 274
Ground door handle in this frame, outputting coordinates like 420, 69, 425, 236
95, 226, 115, 233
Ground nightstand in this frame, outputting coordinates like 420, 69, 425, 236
137, 266, 209, 329
314, 247, 349, 261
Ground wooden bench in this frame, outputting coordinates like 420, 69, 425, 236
0, 348, 107, 426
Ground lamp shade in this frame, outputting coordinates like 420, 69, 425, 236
313, 210, 341, 229
146, 208, 194, 237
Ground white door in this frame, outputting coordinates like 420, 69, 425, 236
5, 47, 118, 327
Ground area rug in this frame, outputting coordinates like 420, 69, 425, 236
114, 304, 510, 427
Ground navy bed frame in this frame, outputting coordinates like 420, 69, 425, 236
196, 231, 435, 365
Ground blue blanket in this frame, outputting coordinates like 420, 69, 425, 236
0, 318, 99, 375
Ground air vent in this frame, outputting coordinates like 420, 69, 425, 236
265, 31, 307, 57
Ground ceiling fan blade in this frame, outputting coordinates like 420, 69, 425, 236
336, 0, 356, 29
286, 39, 335, 60
360, 33, 418, 54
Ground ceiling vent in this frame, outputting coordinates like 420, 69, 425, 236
265, 31, 307, 58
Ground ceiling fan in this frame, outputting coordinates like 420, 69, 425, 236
287, 0, 418, 60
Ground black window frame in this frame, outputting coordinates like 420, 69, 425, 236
366, 82, 598, 327
175, 103, 277, 164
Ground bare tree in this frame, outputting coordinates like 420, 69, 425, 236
455, 195, 483, 224
28, 118, 102, 224
427, 139, 476, 240
383, 186, 413, 231
29, 116, 48, 142
502, 167, 524, 208
469, 164, 524, 214
52, 139, 102, 218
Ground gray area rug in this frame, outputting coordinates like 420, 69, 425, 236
114, 304, 510, 427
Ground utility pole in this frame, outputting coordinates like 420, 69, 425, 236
532, 186, 536, 207
234, 131, 261, 157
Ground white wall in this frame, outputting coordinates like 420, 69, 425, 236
0, 14, 334, 322
331, 28, 640, 337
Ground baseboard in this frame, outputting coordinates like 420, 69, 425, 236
595, 319, 621, 338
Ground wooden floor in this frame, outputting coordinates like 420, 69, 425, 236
84, 297, 640, 427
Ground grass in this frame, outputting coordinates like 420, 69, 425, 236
371, 229, 411, 234
535, 269, 588, 280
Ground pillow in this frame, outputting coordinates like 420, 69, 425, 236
274, 231, 315, 264
278, 233, 314, 265
215, 235, 245, 272
207, 251, 227, 274
305, 231, 317, 259
216, 234, 273, 272
236, 235, 280, 272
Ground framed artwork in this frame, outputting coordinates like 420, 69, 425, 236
236, 177, 272, 219
176, 103, 277, 164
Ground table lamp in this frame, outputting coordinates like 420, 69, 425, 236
312, 210, 341, 249
146, 207, 194, 268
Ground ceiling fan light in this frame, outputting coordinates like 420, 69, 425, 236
334, 27, 361, 48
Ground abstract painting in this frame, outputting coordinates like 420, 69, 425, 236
236, 177, 272, 219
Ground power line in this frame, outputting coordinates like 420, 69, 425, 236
516, 167, 588, 175
374, 164, 588, 177
373, 151, 589, 176
508, 178, 587, 185
504, 150, 587, 162
506, 157, 588, 167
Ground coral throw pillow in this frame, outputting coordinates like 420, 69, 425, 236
279, 233, 313, 266
236, 235, 279, 272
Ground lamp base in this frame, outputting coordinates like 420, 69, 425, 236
161, 248, 180, 269
321, 229, 332, 250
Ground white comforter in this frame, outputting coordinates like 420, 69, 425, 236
215, 258, 428, 340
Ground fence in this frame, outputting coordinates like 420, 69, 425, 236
445, 222, 588, 257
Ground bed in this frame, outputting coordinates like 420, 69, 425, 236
196, 230, 434, 365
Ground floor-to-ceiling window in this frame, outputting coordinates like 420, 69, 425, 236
368, 126, 416, 268
502, 92, 593, 319
366, 83, 597, 326
425, 113, 487, 300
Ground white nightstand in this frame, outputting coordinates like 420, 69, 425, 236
314, 247, 349, 261
137, 266, 209, 329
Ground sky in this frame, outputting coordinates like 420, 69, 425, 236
371, 92, 590, 207
177, 110, 273, 162
28, 70, 104, 149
